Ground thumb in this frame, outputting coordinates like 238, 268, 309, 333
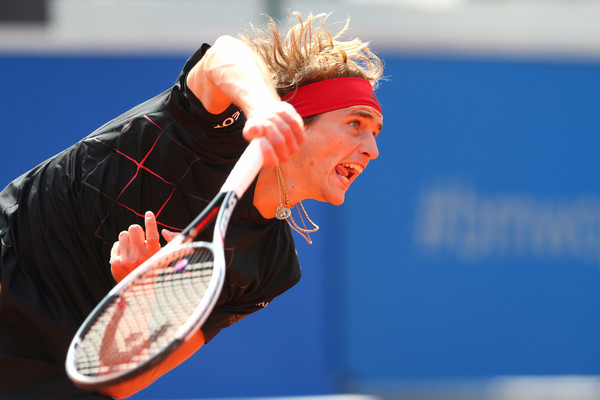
161, 229, 178, 243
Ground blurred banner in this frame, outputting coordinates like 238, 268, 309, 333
341, 54, 600, 395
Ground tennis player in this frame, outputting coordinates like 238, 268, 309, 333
0, 11, 383, 399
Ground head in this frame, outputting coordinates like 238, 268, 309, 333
242, 12, 384, 206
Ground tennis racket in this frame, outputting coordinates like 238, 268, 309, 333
65, 138, 265, 392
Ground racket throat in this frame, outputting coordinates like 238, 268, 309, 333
217, 193, 238, 239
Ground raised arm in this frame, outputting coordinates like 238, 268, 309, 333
186, 35, 305, 167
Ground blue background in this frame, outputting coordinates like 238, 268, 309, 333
1, 51, 598, 398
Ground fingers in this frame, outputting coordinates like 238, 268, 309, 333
110, 240, 121, 265
117, 229, 134, 264
262, 104, 304, 157
127, 224, 146, 260
243, 101, 305, 166
257, 139, 279, 169
109, 212, 165, 282
161, 229, 177, 243
279, 101, 305, 147
144, 211, 161, 253
110, 230, 133, 282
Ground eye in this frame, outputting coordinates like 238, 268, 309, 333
349, 120, 360, 130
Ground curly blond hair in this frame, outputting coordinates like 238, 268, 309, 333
240, 11, 384, 97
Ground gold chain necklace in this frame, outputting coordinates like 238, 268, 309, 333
275, 165, 320, 244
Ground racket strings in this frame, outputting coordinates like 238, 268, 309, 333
74, 247, 215, 377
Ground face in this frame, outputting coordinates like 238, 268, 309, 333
283, 105, 383, 206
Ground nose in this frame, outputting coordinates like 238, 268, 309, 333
360, 133, 379, 160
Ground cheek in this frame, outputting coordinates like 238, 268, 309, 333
301, 126, 344, 169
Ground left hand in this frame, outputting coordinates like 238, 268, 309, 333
109, 211, 176, 282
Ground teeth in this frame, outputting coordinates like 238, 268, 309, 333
342, 163, 364, 174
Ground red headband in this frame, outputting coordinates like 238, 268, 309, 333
281, 77, 381, 118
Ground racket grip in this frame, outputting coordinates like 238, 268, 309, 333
220, 138, 265, 197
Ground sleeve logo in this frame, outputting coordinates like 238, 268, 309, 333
214, 110, 241, 129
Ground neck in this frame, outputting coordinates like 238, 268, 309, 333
253, 166, 295, 219
255, 163, 320, 244
254, 164, 302, 219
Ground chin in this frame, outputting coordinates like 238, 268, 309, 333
323, 183, 346, 206
328, 193, 345, 206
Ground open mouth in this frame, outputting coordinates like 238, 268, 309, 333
335, 163, 364, 184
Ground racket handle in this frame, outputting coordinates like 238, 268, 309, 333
221, 138, 265, 197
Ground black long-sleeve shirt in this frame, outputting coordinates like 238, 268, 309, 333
0, 45, 300, 399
